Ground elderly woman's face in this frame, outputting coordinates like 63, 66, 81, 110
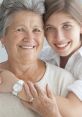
2, 10, 44, 62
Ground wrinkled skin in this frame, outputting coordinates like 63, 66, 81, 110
22, 81, 62, 117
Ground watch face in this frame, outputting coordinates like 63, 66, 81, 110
13, 80, 24, 92
13, 83, 23, 92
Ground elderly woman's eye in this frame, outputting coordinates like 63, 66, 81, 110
33, 28, 41, 33
16, 28, 24, 32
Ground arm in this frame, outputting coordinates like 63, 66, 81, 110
0, 70, 27, 101
56, 64, 82, 117
0, 70, 62, 117
1, 70, 82, 117
22, 81, 82, 117
56, 92, 82, 117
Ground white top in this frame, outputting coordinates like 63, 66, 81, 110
0, 62, 74, 117
40, 46, 82, 101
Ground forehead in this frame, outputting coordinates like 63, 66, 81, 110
46, 12, 75, 25
6, 10, 43, 27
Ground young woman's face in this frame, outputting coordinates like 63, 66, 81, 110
45, 12, 82, 56
2, 10, 44, 63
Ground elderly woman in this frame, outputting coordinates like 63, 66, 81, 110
0, 0, 74, 117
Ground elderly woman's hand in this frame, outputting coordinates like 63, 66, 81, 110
0, 70, 19, 93
23, 81, 62, 117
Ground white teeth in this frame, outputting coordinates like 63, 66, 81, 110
56, 43, 68, 48
20, 46, 34, 49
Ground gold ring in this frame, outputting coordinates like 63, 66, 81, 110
29, 97, 34, 102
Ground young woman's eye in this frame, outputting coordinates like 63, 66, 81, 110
63, 24, 72, 30
45, 27, 55, 32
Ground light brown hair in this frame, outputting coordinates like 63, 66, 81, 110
44, 0, 82, 25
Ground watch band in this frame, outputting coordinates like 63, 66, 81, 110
12, 80, 24, 96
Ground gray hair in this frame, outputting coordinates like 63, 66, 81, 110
0, 0, 45, 37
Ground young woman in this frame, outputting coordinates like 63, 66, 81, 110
39, 0, 82, 116
44, 0, 82, 100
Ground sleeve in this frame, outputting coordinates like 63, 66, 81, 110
67, 57, 82, 101
57, 70, 74, 97
68, 80, 82, 101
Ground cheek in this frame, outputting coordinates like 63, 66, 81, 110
15, 33, 24, 39
63, 31, 72, 40
3, 39, 11, 48
46, 33, 54, 43
37, 34, 44, 42
5, 39, 18, 52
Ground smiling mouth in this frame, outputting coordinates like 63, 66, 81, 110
19, 45, 35, 49
55, 42, 71, 48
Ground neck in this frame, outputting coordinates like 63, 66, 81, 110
60, 56, 69, 68
7, 59, 45, 82
7, 59, 38, 74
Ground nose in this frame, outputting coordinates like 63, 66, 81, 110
56, 30, 64, 42
23, 30, 34, 42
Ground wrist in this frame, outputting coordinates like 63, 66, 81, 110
12, 80, 28, 101
12, 80, 24, 96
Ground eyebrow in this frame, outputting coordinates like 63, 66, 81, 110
45, 24, 54, 27
62, 22, 71, 25
46, 21, 71, 26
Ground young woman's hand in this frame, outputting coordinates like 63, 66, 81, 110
0, 70, 19, 93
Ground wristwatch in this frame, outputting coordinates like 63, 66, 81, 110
12, 80, 24, 96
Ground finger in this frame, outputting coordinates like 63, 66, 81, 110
27, 81, 38, 98
46, 84, 54, 99
24, 83, 33, 102
34, 83, 45, 97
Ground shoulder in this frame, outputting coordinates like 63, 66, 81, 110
71, 51, 82, 79
46, 62, 74, 80
0, 61, 8, 70
44, 62, 74, 96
